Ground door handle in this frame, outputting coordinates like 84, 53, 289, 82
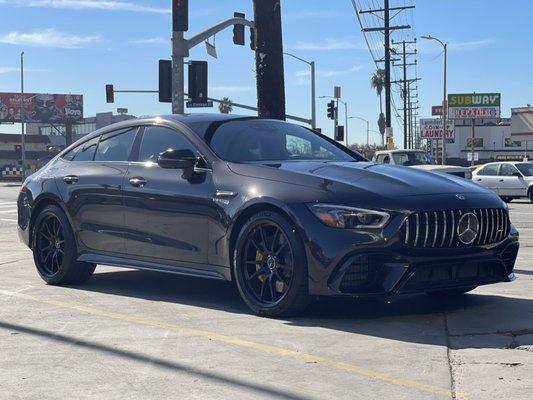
499, 179, 504, 182
476, 178, 482, 182
129, 177, 147, 188
63, 175, 78, 184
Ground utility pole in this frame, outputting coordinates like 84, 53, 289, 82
20, 51, 26, 181
392, 39, 416, 149
253, 0, 286, 120
360, 1, 413, 144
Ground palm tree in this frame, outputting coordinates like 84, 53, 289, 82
371, 69, 386, 145
370, 69, 385, 114
218, 97, 233, 114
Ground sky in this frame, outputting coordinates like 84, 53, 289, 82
0, 0, 531, 145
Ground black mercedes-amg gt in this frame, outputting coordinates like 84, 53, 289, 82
18, 114, 519, 316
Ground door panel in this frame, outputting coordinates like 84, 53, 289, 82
498, 164, 528, 197
122, 125, 218, 266
474, 164, 500, 194
56, 159, 128, 255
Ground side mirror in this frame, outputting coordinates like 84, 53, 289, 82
157, 149, 197, 170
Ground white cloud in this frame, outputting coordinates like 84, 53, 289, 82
0, 67, 19, 74
288, 38, 364, 51
1, 0, 170, 13
131, 37, 167, 45
321, 65, 364, 77
293, 65, 364, 85
449, 39, 494, 51
0, 28, 100, 48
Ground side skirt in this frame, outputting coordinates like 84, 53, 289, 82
78, 253, 227, 281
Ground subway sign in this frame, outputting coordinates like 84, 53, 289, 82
448, 93, 501, 119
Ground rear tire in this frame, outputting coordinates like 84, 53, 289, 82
32, 205, 95, 285
233, 210, 309, 317
529, 188, 533, 203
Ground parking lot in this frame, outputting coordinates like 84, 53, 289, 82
0, 183, 531, 400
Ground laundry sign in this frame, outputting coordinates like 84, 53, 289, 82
448, 93, 501, 119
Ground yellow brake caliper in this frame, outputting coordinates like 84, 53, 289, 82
256, 251, 265, 282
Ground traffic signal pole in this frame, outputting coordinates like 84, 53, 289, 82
171, 1, 254, 114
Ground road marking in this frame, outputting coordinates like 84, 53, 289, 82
0, 290, 461, 399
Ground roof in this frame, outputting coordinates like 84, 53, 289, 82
165, 113, 253, 125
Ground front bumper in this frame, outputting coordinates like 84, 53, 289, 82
288, 204, 519, 297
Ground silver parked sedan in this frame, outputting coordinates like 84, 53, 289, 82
473, 162, 533, 202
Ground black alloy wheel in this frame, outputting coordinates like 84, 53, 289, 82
234, 211, 309, 317
32, 205, 96, 285
36, 214, 65, 276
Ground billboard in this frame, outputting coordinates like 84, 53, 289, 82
420, 118, 455, 140
0, 93, 83, 123
448, 93, 501, 119
432, 105, 443, 116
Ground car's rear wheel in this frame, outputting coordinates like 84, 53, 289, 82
32, 205, 95, 285
233, 211, 309, 317
529, 188, 533, 202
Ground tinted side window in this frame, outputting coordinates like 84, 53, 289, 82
479, 164, 499, 176
94, 127, 137, 162
64, 136, 99, 162
500, 164, 519, 176
139, 126, 195, 162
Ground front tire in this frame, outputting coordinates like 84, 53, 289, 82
501, 196, 512, 203
32, 205, 95, 285
233, 211, 309, 317
529, 188, 533, 203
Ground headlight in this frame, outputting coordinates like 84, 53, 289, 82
307, 204, 390, 229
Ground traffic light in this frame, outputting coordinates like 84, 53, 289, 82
250, 27, 256, 51
233, 12, 245, 45
327, 101, 336, 120
335, 126, 345, 142
105, 84, 114, 103
188, 61, 208, 103
158, 60, 172, 103
173, 0, 188, 32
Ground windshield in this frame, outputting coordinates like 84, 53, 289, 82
391, 152, 436, 166
516, 163, 533, 176
204, 119, 359, 163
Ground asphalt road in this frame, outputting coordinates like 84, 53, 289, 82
0, 183, 532, 400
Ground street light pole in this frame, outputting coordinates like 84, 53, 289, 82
284, 52, 316, 129
421, 35, 448, 165
20, 51, 26, 181
349, 116, 370, 145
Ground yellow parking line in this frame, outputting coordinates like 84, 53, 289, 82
0, 289, 464, 399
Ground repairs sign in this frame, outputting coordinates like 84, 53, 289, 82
448, 93, 501, 119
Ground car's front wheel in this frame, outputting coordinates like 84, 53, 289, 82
233, 210, 309, 317
32, 205, 95, 285
501, 196, 513, 203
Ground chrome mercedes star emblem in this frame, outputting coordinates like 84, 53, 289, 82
457, 212, 479, 245
456, 194, 466, 200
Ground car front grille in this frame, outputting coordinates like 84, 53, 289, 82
401, 208, 510, 248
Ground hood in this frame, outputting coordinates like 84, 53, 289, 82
228, 161, 490, 198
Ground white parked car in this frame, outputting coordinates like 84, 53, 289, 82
472, 162, 533, 202
372, 150, 472, 179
